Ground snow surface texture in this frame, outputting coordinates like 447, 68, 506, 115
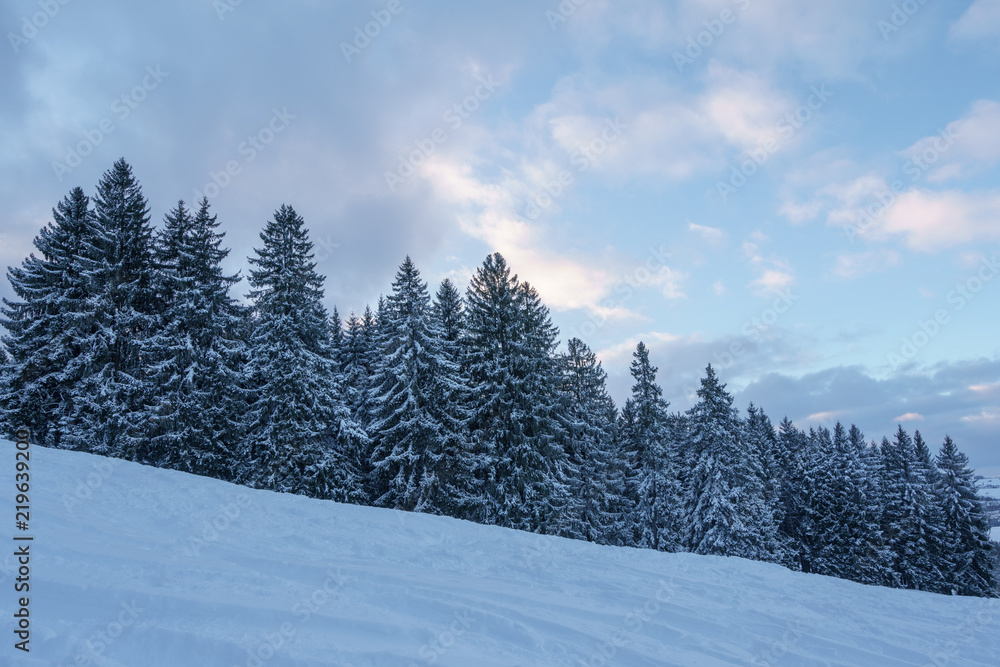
2, 441, 999, 667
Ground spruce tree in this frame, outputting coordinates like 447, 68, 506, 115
936, 436, 997, 597
145, 198, 246, 479
881, 425, 944, 591
618, 342, 680, 551
368, 257, 472, 515
556, 337, 620, 543
683, 365, 776, 559
463, 253, 568, 532
744, 404, 788, 563
242, 204, 363, 500
1, 186, 105, 448
66, 159, 158, 459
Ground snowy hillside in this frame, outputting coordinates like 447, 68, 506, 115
978, 477, 1000, 500
977, 477, 1000, 540
3, 442, 999, 666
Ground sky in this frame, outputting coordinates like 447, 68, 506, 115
1, 0, 998, 474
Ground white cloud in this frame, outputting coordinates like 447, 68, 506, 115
540, 65, 795, 182
804, 410, 842, 423
595, 330, 700, 366
829, 249, 900, 280
961, 408, 1000, 426
688, 222, 728, 245
893, 412, 925, 423
778, 199, 823, 224
901, 100, 1000, 182
421, 156, 686, 317
743, 238, 795, 297
950, 0, 1000, 41
878, 189, 1000, 252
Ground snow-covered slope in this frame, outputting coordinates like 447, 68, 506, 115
2, 442, 999, 666
977, 477, 1000, 500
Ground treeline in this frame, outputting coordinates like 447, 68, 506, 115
2, 159, 996, 597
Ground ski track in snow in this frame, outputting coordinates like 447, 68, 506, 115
2, 441, 999, 666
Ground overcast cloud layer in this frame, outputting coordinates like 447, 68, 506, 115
2, 0, 998, 472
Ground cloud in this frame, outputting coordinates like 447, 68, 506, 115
735, 359, 1000, 474
596, 331, 699, 366
961, 408, 1000, 426
901, 100, 1000, 182
421, 157, 687, 317
743, 238, 795, 296
537, 64, 796, 182
878, 189, 1000, 251
688, 222, 728, 245
829, 249, 900, 280
950, 0, 1000, 41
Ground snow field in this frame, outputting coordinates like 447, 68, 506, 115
1, 441, 999, 666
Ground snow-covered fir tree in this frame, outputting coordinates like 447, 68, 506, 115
682, 365, 777, 560
242, 204, 364, 499
881, 425, 945, 591
340, 308, 378, 501
0, 187, 104, 448
935, 435, 997, 597
555, 337, 620, 543
145, 198, 246, 479
463, 253, 568, 532
368, 257, 472, 515
67, 159, 159, 460
743, 404, 789, 564
617, 342, 680, 551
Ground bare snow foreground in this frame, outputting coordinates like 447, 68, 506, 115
2, 441, 999, 666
